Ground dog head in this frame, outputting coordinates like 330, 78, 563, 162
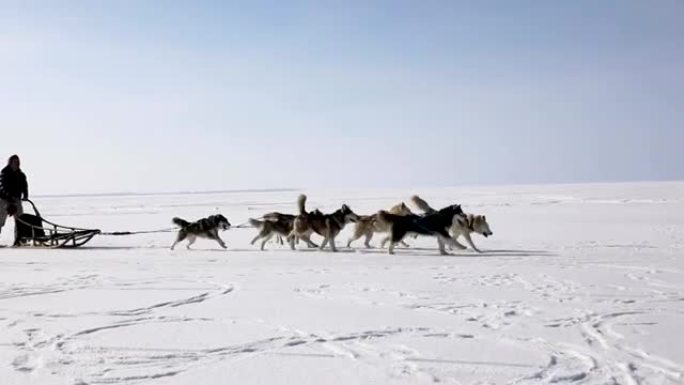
211, 214, 231, 230
471, 215, 493, 238
340, 204, 360, 223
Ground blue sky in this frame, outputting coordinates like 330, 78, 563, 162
1, 0, 682, 194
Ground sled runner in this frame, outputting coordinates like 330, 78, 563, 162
13, 200, 101, 248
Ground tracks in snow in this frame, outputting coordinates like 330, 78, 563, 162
3, 275, 236, 383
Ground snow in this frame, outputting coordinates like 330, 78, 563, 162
1, 182, 683, 384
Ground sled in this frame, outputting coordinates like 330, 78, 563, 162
12, 200, 101, 248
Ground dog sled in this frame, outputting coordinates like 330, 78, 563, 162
12, 200, 101, 248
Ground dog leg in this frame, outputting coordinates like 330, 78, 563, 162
253, 226, 272, 245
449, 232, 467, 250
288, 233, 297, 250
250, 234, 261, 245
206, 231, 227, 249
400, 240, 410, 248
329, 234, 338, 252
215, 234, 227, 249
363, 231, 373, 248
319, 236, 329, 251
452, 238, 467, 250
388, 229, 406, 255
388, 241, 396, 255
348, 224, 369, 248
347, 226, 362, 247
260, 233, 274, 251
380, 236, 391, 248
435, 228, 456, 255
171, 231, 187, 250
462, 232, 482, 253
437, 237, 449, 256
306, 238, 319, 248
301, 231, 318, 248
186, 235, 197, 250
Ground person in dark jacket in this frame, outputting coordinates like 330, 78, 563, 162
0, 155, 29, 235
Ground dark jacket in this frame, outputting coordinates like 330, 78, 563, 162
0, 166, 28, 201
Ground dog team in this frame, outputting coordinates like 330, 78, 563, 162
171, 194, 493, 255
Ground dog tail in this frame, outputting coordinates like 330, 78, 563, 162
297, 194, 308, 215
172, 217, 190, 228
248, 218, 265, 229
411, 195, 436, 214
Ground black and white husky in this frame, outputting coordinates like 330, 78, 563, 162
376, 204, 464, 255
170, 214, 231, 250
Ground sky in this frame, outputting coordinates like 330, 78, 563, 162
1, 0, 682, 195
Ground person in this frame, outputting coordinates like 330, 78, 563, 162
0, 155, 29, 236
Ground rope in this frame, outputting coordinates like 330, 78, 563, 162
100, 228, 176, 236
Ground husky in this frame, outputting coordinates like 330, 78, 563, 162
249, 208, 326, 250
373, 194, 441, 248
248, 212, 316, 250
249, 214, 295, 250
290, 194, 359, 252
347, 202, 414, 248
374, 195, 440, 248
412, 195, 492, 252
170, 214, 231, 250
450, 214, 493, 253
376, 204, 464, 255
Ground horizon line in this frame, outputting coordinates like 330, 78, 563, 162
31, 179, 684, 199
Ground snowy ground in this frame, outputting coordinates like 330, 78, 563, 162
0, 182, 682, 385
